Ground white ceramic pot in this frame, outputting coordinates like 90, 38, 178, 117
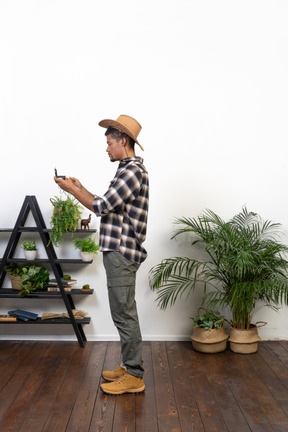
24, 250, 37, 260
80, 252, 93, 262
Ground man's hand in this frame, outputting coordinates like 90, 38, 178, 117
69, 177, 83, 191
54, 176, 75, 194
53, 176, 95, 212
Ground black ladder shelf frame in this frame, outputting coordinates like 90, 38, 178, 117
0, 195, 95, 347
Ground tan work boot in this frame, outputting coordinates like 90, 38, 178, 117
100, 372, 145, 395
102, 365, 126, 382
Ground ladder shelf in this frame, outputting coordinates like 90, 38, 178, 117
0, 195, 96, 347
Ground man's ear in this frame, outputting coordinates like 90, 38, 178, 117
122, 137, 127, 147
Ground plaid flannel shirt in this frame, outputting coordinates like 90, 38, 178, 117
93, 157, 149, 263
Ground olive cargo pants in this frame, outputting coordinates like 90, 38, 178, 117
103, 251, 144, 378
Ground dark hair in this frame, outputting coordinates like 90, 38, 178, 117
105, 127, 135, 150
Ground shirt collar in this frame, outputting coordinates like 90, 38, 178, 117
119, 156, 143, 166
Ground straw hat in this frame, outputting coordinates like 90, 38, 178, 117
98, 114, 144, 151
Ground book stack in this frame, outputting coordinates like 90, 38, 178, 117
47, 278, 77, 292
0, 314, 17, 322
8, 309, 38, 321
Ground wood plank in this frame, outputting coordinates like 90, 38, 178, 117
151, 341, 181, 432
265, 341, 288, 368
42, 342, 94, 432
0, 341, 31, 390
113, 394, 136, 432
202, 348, 256, 432
135, 341, 158, 432
180, 344, 229, 432
0, 342, 63, 432
166, 341, 205, 432
66, 342, 108, 432
88, 341, 121, 432
18, 342, 78, 432
0, 340, 288, 432
0, 342, 48, 422
249, 344, 288, 401
258, 343, 288, 391
220, 350, 288, 432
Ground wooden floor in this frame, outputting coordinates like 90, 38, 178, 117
0, 340, 288, 432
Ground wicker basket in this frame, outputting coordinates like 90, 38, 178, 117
10, 275, 22, 291
191, 327, 229, 353
229, 326, 261, 354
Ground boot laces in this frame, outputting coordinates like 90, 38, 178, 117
115, 373, 129, 385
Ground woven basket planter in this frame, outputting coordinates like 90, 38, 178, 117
10, 275, 22, 291
190, 326, 229, 353
229, 325, 262, 354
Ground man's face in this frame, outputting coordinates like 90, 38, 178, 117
106, 134, 125, 162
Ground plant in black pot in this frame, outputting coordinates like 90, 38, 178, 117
49, 195, 83, 246
149, 207, 288, 353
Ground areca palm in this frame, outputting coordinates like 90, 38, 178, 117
149, 207, 288, 329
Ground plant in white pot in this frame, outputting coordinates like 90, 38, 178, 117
22, 240, 37, 260
149, 207, 288, 354
73, 237, 99, 262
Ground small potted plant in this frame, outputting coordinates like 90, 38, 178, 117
5, 263, 23, 290
22, 240, 37, 260
73, 237, 99, 262
5, 263, 50, 295
190, 309, 228, 353
49, 195, 83, 246
81, 284, 92, 292
19, 265, 50, 296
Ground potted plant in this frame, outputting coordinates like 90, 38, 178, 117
19, 265, 50, 297
149, 207, 288, 354
73, 237, 99, 261
81, 284, 92, 292
190, 309, 228, 353
5, 263, 50, 296
49, 195, 83, 246
22, 239, 37, 260
5, 263, 23, 290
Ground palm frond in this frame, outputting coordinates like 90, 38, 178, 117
149, 207, 288, 326
149, 257, 217, 309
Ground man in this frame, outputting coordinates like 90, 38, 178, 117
54, 114, 149, 395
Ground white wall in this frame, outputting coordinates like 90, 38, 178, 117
0, 0, 288, 341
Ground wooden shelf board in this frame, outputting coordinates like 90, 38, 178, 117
3, 258, 93, 264
0, 288, 94, 299
0, 228, 96, 233
0, 317, 91, 324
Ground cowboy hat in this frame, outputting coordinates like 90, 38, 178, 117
98, 114, 144, 151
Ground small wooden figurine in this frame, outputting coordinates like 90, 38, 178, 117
81, 214, 91, 230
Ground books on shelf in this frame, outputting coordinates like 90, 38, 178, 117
0, 314, 17, 322
45, 278, 77, 292
49, 278, 77, 286
8, 309, 38, 321
47, 286, 72, 292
